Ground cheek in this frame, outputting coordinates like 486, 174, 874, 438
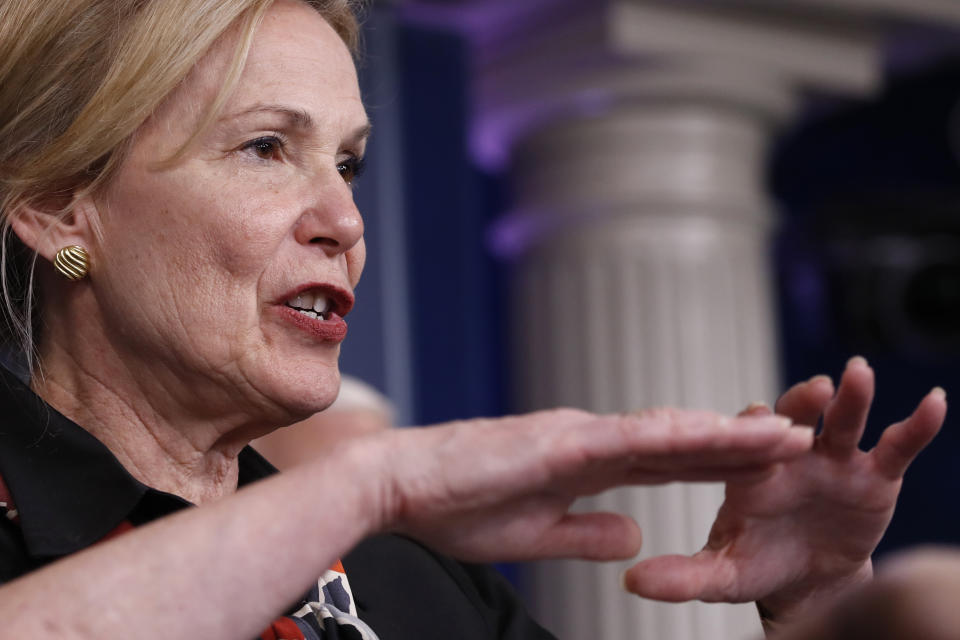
97, 175, 287, 324
206, 204, 287, 281
197, 175, 304, 283
112, 169, 283, 273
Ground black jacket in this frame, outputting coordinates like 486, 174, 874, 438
0, 364, 554, 639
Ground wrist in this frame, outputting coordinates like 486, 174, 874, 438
757, 560, 874, 632
292, 432, 398, 540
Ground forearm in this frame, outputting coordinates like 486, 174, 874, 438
0, 407, 820, 637
0, 443, 383, 639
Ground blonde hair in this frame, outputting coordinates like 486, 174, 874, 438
0, 0, 362, 370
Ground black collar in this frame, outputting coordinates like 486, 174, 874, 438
0, 364, 276, 558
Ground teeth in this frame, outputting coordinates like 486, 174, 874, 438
286, 290, 331, 319
313, 295, 328, 314
297, 308, 321, 320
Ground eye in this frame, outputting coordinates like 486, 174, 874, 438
336, 155, 366, 185
241, 135, 285, 161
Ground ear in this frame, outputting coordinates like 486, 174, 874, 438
8, 193, 99, 265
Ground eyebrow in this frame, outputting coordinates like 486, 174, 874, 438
347, 122, 373, 146
223, 103, 372, 144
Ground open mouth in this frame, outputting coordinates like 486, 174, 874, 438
280, 284, 354, 323
284, 290, 332, 321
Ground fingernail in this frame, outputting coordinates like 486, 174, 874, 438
847, 355, 868, 368
745, 401, 770, 412
807, 374, 832, 385
784, 425, 816, 446
932, 387, 947, 400
776, 416, 793, 428
619, 568, 630, 592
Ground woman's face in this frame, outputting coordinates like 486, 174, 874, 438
88, 0, 369, 423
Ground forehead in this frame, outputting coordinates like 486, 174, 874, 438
234, 1, 365, 123
157, 0, 366, 139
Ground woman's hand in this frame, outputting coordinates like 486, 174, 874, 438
365, 407, 814, 564
620, 357, 947, 628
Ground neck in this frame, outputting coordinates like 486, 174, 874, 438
32, 352, 248, 504
33, 328, 277, 506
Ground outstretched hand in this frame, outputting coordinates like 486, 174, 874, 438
621, 357, 947, 628
371, 407, 813, 564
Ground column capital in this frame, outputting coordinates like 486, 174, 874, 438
693, 0, 960, 24
475, 1, 891, 169
408, 0, 887, 169
402, 0, 960, 170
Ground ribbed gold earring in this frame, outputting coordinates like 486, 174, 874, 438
53, 245, 90, 281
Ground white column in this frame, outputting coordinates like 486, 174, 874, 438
476, 5, 883, 640
508, 99, 782, 640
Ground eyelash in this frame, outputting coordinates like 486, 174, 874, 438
240, 136, 365, 185
241, 134, 288, 161
337, 155, 366, 185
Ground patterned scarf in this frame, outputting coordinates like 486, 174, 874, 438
261, 560, 381, 640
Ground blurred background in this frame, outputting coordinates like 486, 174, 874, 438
337, 0, 960, 637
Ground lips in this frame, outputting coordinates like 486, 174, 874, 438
276, 283, 354, 343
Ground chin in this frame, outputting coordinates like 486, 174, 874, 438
243, 344, 342, 417
269, 368, 341, 417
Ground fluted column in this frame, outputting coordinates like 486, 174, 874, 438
507, 99, 782, 639
476, 4, 884, 639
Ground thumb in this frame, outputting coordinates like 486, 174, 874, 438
622, 551, 735, 603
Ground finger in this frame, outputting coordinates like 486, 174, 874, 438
819, 356, 875, 455
555, 412, 809, 494
538, 512, 643, 561
620, 426, 810, 483
872, 387, 947, 480
622, 551, 738, 603
775, 375, 835, 428
620, 423, 815, 473
580, 412, 796, 462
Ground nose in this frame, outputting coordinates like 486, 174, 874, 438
293, 178, 364, 256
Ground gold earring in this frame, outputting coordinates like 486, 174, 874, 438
54, 245, 90, 281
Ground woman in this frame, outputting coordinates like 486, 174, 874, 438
0, 0, 947, 638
